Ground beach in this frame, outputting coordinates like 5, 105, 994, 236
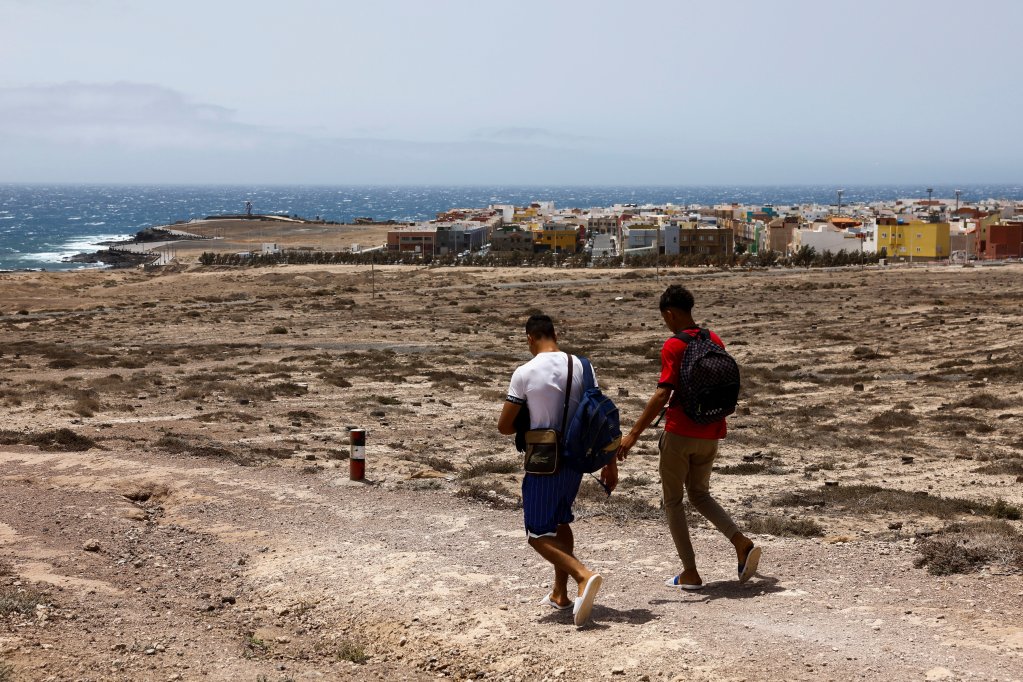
1, 261, 1022, 681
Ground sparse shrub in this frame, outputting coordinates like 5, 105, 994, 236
337, 639, 369, 664
455, 481, 521, 509
0, 585, 45, 615
462, 305, 483, 314
375, 395, 400, 405
955, 392, 1012, 409
286, 410, 320, 422
774, 485, 1021, 520
745, 515, 824, 537
617, 473, 654, 489
459, 459, 519, 479
0, 428, 96, 452
73, 395, 101, 417
268, 326, 288, 334
422, 456, 456, 472
718, 462, 785, 475
973, 459, 1023, 476
914, 520, 1023, 575
0, 661, 13, 682
867, 410, 918, 429
318, 370, 352, 388
990, 498, 1022, 520
579, 494, 662, 524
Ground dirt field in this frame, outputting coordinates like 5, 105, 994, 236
142, 219, 394, 261
1, 262, 1022, 682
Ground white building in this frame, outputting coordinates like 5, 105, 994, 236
792, 226, 865, 254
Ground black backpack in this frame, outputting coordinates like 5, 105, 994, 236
671, 328, 740, 424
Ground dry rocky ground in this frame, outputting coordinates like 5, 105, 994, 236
0, 261, 1021, 682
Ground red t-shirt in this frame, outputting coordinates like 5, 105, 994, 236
658, 329, 728, 439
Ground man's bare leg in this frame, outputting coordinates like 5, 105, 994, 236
528, 528, 593, 604
546, 524, 575, 607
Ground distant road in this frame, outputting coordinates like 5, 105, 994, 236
592, 232, 616, 259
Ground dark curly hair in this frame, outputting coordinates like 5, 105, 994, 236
659, 284, 695, 313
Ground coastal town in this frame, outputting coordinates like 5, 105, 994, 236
382, 193, 1023, 264
76, 192, 1023, 271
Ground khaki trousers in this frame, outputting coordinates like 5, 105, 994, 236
659, 431, 739, 571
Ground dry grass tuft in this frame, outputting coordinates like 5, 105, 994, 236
455, 481, 521, 510
0, 585, 45, 616
459, 458, 519, 479
914, 520, 1023, 575
745, 515, 824, 537
973, 459, 1023, 476
717, 462, 786, 475
337, 639, 369, 664
0, 428, 97, 452
867, 410, 918, 429
774, 485, 1021, 520
955, 392, 1013, 409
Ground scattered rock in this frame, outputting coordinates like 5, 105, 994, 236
82, 539, 101, 552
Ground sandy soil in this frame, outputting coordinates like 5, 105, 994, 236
1, 261, 1021, 681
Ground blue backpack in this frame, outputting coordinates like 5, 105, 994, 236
563, 357, 622, 473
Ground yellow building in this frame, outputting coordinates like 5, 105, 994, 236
876, 221, 950, 260
535, 225, 579, 253
513, 206, 539, 222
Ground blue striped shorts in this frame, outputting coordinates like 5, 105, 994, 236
522, 466, 584, 538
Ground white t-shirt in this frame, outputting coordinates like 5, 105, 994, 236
507, 351, 596, 431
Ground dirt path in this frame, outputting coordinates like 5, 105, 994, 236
2, 444, 1020, 681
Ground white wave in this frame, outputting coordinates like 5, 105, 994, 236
0, 216, 14, 220
85, 221, 106, 226
18, 233, 134, 264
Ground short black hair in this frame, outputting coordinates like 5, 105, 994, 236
659, 284, 695, 313
525, 314, 556, 340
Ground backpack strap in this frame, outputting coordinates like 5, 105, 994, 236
560, 354, 574, 434
668, 328, 702, 407
579, 356, 596, 392
674, 327, 704, 342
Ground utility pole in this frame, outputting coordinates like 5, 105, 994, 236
926, 187, 934, 222
837, 188, 844, 216
655, 224, 660, 281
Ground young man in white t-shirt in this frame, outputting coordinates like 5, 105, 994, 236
497, 314, 618, 627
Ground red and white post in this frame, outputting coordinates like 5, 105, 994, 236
349, 428, 366, 481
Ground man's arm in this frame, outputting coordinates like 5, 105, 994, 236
616, 386, 671, 459
497, 400, 522, 435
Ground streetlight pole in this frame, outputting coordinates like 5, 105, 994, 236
926, 187, 934, 222
837, 188, 844, 216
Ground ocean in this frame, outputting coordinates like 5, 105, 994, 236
1, 184, 1021, 271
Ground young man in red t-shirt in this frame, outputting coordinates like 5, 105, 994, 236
617, 284, 761, 589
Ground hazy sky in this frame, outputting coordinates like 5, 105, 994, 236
1, 0, 1020, 185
